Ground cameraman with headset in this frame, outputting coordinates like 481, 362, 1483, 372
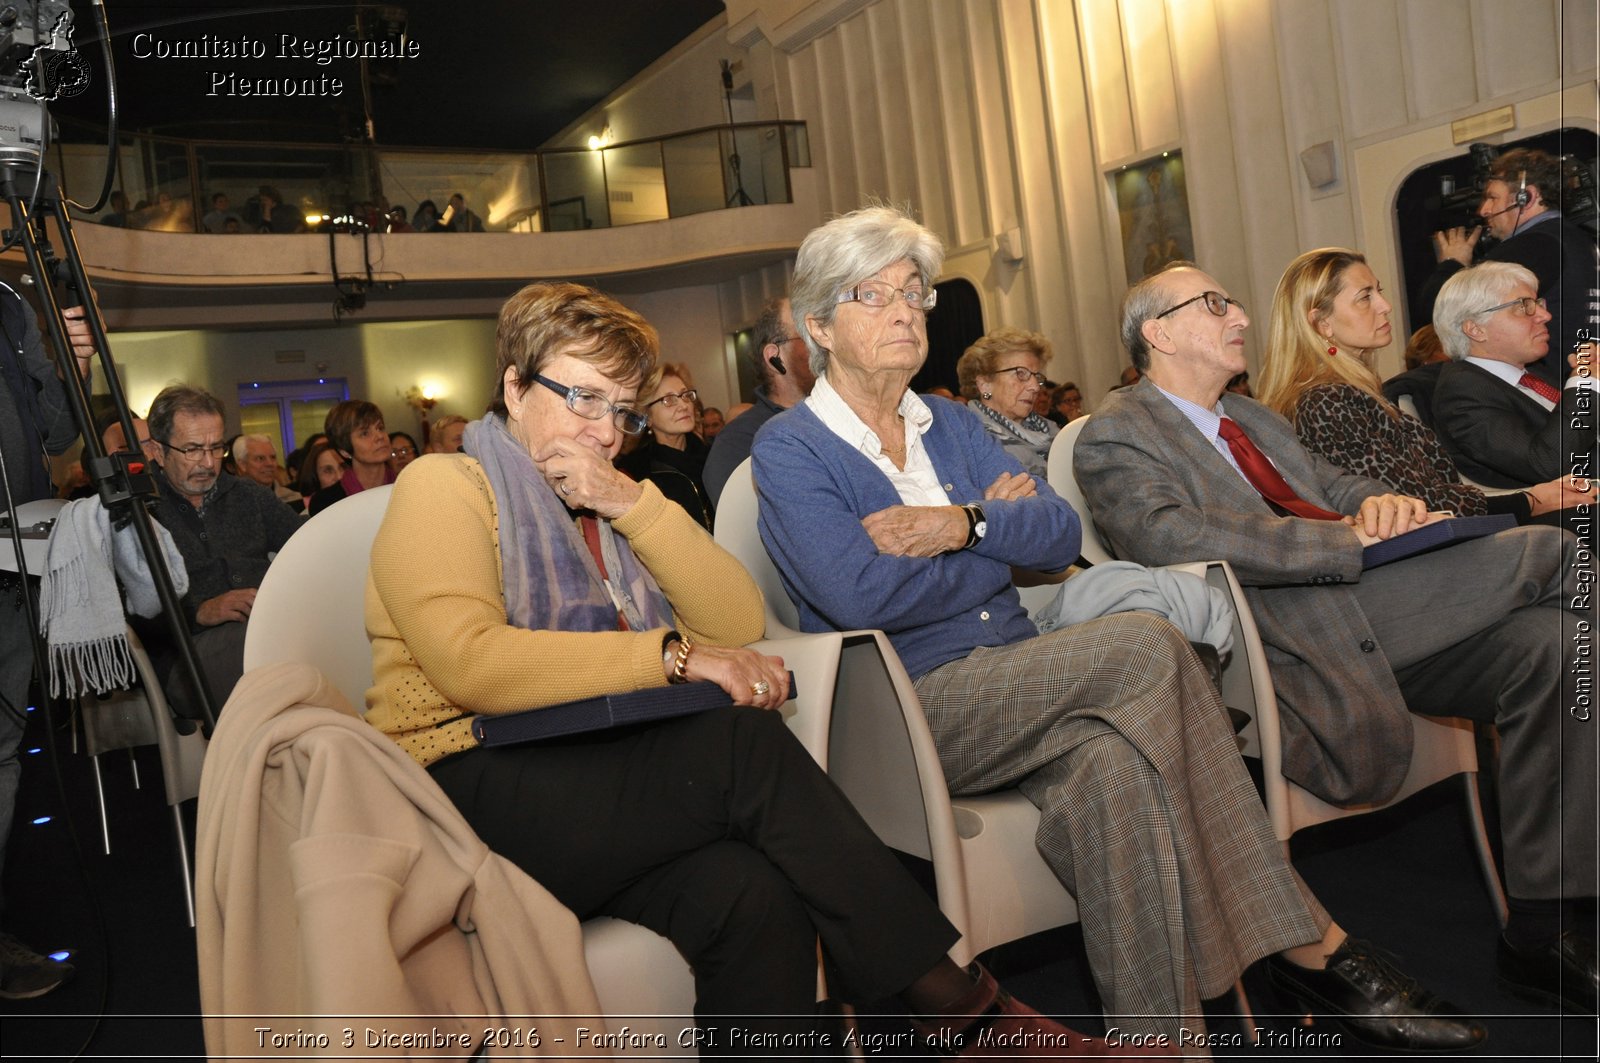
1426, 147, 1600, 387
0, 284, 94, 998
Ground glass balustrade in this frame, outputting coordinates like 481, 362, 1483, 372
50, 119, 809, 235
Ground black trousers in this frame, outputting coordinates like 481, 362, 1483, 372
430, 706, 957, 1038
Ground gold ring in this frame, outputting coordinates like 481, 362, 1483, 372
751, 680, 771, 697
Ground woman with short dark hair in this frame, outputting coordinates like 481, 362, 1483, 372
308, 400, 394, 515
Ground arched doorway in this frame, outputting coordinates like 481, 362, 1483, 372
914, 277, 984, 395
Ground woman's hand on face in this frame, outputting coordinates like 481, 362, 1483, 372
862, 504, 967, 557
682, 644, 790, 711
532, 437, 643, 518
984, 471, 1036, 502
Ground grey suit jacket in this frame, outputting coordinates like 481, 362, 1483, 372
1432, 360, 1595, 488
1073, 381, 1411, 804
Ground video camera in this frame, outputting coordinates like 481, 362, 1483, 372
1425, 141, 1599, 243
0, 1, 78, 164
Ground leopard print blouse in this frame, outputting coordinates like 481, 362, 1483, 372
1290, 383, 1491, 516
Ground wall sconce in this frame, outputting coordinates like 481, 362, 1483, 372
587, 125, 613, 151
404, 383, 440, 415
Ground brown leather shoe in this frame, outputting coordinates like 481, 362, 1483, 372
912, 964, 1175, 1057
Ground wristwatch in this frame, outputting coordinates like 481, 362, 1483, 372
960, 503, 987, 550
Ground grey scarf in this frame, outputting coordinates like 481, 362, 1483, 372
463, 415, 673, 634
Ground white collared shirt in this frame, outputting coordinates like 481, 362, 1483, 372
806, 374, 951, 506
1464, 356, 1556, 412
1151, 382, 1258, 486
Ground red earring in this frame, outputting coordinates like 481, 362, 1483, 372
1326, 344, 1338, 357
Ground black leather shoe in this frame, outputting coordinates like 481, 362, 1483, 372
1266, 939, 1487, 1052
1497, 931, 1599, 1014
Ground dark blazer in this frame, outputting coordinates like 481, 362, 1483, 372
1073, 381, 1412, 805
1431, 360, 1594, 488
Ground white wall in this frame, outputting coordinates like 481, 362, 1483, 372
707, 0, 1596, 389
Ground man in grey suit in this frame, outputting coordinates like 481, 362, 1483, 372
1075, 262, 1596, 1015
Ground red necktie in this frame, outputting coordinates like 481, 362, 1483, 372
1517, 372, 1561, 405
1216, 417, 1343, 521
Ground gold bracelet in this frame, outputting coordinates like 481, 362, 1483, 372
671, 636, 694, 684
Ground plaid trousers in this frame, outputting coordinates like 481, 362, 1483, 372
915, 612, 1327, 1037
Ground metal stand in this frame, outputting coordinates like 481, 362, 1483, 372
721, 60, 753, 208
0, 161, 218, 730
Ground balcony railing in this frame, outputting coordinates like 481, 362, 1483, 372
52, 120, 811, 234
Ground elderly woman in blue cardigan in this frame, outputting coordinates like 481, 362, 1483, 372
750, 206, 1481, 1053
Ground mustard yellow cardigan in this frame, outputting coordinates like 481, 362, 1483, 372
364, 454, 766, 766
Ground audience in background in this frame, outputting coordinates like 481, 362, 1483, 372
141, 385, 303, 721
703, 297, 818, 506
202, 193, 242, 234
307, 400, 396, 516
389, 431, 420, 474
233, 433, 304, 512
619, 364, 714, 529
1047, 381, 1084, 425
295, 440, 345, 501
426, 414, 468, 454
957, 326, 1058, 478
698, 406, 725, 441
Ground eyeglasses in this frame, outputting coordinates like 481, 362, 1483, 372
647, 388, 698, 410
391, 446, 416, 459
994, 365, 1046, 385
158, 440, 228, 459
836, 280, 937, 311
1155, 291, 1244, 319
534, 374, 649, 435
1475, 296, 1546, 318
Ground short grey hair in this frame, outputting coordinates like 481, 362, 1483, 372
1433, 261, 1538, 361
790, 203, 945, 376
147, 384, 225, 446
232, 433, 272, 465
1120, 261, 1199, 371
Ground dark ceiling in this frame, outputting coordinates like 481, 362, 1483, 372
52, 0, 726, 149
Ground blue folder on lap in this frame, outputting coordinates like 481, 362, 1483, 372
471, 673, 797, 746
1360, 514, 1515, 570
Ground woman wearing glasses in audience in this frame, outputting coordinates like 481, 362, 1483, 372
618, 363, 715, 529
307, 399, 396, 516
752, 207, 1482, 1052
1257, 248, 1594, 529
956, 327, 1058, 478
365, 281, 1116, 1059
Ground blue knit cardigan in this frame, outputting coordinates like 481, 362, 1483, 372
752, 396, 1080, 678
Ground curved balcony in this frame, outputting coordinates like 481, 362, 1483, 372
37, 121, 816, 328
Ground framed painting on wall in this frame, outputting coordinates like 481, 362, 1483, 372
1111, 151, 1195, 286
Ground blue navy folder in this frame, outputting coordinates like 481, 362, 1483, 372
471, 673, 797, 746
1360, 514, 1515, 569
